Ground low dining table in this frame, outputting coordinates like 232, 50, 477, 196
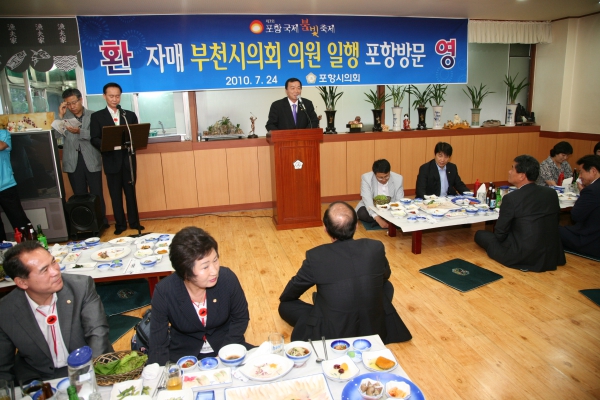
370, 203, 499, 254
0, 234, 175, 295
33, 335, 415, 400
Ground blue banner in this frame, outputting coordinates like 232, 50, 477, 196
78, 15, 468, 94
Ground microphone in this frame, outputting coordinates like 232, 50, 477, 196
296, 96, 312, 128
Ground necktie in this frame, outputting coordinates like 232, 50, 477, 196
292, 104, 297, 124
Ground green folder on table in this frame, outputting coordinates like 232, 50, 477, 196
420, 258, 503, 292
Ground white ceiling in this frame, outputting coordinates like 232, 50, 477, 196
1, 0, 599, 21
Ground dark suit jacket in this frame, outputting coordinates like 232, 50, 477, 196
279, 238, 411, 344
559, 178, 600, 257
148, 268, 251, 365
415, 160, 469, 199
0, 274, 113, 383
487, 183, 566, 272
90, 107, 139, 174
265, 97, 319, 131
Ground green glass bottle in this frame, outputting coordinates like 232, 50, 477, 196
67, 386, 79, 400
496, 190, 502, 209
37, 224, 48, 249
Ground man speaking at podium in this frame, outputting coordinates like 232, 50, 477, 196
265, 78, 319, 131
90, 82, 145, 235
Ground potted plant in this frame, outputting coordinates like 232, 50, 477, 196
503, 73, 529, 126
463, 83, 495, 128
387, 85, 407, 131
430, 84, 448, 130
317, 86, 344, 134
407, 85, 433, 130
364, 89, 392, 132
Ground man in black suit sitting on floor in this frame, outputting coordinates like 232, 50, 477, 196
278, 201, 412, 344
265, 77, 319, 132
559, 155, 600, 259
475, 155, 566, 272
90, 82, 144, 235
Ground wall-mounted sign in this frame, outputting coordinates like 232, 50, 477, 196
0, 18, 81, 72
78, 15, 468, 94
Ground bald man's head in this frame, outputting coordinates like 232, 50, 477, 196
323, 202, 358, 241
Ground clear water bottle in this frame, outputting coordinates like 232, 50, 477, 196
67, 346, 98, 400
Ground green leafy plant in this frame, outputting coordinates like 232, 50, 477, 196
364, 89, 392, 110
317, 86, 344, 111
504, 73, 529, 104
462, 83, 495, 109
407, 85, 434, 109
386, 85, 407, 107
430, 84, 448, 106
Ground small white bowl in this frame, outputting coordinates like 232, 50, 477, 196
463, 191, 474, 197
177, 355, 198, 372
466, 207, 478, 216
386, 381, 411, 399
330, 339, 350, 355
137, 242, 154, 250
85, 237, 101, 245
390, 210, 406, 218
352, 338, 372, 351
97, 263, 110, 272
218, 344, 246, 367
199, 357, 219, 370
358, 378, 384, 399
284, 341, 312, 367
155, 240, 170, 248
155, 247, 169, 256
140, 256, 158, 268
407, 216, 417, 223
399, 198, 412, 205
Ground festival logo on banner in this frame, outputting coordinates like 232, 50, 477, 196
78, 15, 467, 94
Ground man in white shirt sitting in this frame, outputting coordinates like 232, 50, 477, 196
356, 159, 405, 229
0, 241, 112, 383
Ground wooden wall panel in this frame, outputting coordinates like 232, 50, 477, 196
537, 137, 556, 162
400, 138, 427, 190
101, 170, 113, 216
136, 153, 167, 212
346, 140, 374, 194
472, 134, 497, 183
426, 136, 452, 156
374, 138, 402, 174
226, 147, 261, 205
569, 139, 594, 170
450, 135, 475, 185
257, 146, 273, 202
320, 142, 347, 196
194, 149, 230, 207
517, 132, 539, 159
161, 151, 198, 210
494, 133, 519, 181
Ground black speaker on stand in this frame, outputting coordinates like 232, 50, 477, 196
65, 194, 103, 239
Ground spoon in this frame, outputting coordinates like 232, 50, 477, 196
307, 338, 324, 363
322, 336, 329, 361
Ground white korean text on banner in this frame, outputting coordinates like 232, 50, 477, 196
77, 15, 468, 94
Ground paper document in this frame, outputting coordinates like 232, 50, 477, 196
51, 118, 82, 135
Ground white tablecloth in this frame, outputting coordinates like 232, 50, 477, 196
39, 335, 410, 400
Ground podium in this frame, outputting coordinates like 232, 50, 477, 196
267, 128, 323, 230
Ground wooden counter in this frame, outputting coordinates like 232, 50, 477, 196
59, 126, 599, 220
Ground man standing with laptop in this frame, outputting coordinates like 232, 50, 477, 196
90, 82, 144, 235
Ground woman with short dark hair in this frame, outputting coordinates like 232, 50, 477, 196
536, 141, 574, 186
148, 227, 252, 364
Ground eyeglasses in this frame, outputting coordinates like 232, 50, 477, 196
375, 174, 390, 182
65, 99, 80, 106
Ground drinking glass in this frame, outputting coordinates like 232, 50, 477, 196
165, 363, 182, 391
268, 333, 285, 356
0, 380, 11, 400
